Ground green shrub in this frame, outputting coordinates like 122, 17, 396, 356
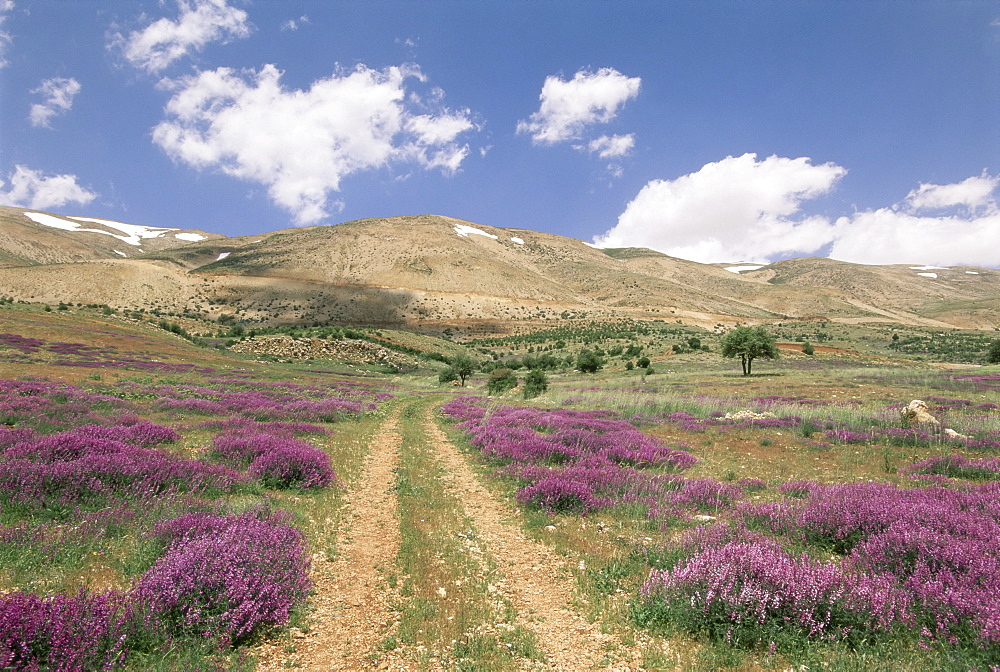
486, 368, 518, 395
523, 370, 548, 399
577, 350, 605, 373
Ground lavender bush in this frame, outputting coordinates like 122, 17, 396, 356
901, 454, 1000, 482
133, 510, 311, 644
738, 480, 1000, 646
637, 534, 912, 647
207, 429, 335, 489
442, 398, 706, 517
0, 589, 132, 671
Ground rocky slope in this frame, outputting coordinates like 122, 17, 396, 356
0, 210, 995, 333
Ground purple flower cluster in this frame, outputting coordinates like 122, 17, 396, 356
823, 429, 873, 444
738, 480, 1000, 644
0, 511, 311, 666
134, 510, 310, 644
442, 399, 741, 518
639, 533, 910, 644
0, 333, 45, 353
141, 382, 375, 422
0, 421, 244, 509
207, 427, 335, 490
951, 374, 1000, 392
639, 535, 911, 645
0, 589, 131, 671
901, 454, 1000, 482
0, 380, 129, 430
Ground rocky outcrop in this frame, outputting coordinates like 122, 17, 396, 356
230, 335, 415, 368
724, 410, 777, 421
900, 400, 940, 426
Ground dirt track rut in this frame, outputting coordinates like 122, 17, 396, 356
258, 399, 647, 671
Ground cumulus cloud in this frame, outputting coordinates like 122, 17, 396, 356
902, 173, 998, 212
152, 63, 476, 224
0, 0, 14, 69
827, 208, 1000, 267
0, 165, 97, 210
594, 153, 847, 263
596, 154, 1000, 267
585, 133, 635, 159
517, 67, 640, 145
828, 174, 1000, 266
29, 77, 81, 128
110, 0, 252, 73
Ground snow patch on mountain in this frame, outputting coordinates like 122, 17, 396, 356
454, 224, 498, 240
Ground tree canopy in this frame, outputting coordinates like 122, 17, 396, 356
448, 354, 477, 386
988, 340, 1000, 364
720, 326, 779, 376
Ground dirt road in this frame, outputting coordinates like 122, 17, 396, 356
258, 398, 653, 671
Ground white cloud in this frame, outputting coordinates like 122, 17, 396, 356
594, 153, 846, 263
596, 155, 1000, 267
517, 67, 640, 145
0, 0, 14, 69
111, 0, 252, 74
29, 77, 81, 128
0, 164, 97, 210
152, 63, 476, 224
828, 207, 1000, 267
281, 15, 309, 31
903, 173, 998, 212
585, 133, 635, 159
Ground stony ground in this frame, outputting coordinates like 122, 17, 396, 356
255, 400, 661, 671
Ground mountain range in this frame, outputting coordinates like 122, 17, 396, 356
0, 206, 996, 334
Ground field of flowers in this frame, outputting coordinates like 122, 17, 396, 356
442, 380, 1000, 670
0, 371, 386, 670
4, 305, 1000, 670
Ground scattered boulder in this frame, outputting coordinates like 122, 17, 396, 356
944, 428, 969, 441
900, 400, 940, 426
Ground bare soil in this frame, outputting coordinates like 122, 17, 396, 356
256, 400, 660, 670
255, 406, 407, 671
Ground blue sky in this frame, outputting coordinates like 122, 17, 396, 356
1, 1, 998, 266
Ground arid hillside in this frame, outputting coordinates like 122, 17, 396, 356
0, 206, 223, 266
0, 210, 996, 333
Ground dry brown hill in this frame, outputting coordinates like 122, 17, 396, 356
0, 211, 995, 334
0, 206, 224, 266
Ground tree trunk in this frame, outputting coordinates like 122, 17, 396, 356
746, 357, 753, 376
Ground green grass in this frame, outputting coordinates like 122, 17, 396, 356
389, 397, 544, 671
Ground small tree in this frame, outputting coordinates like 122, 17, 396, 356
988, 339, 1000, 364
720, 325, 779, 376
576, 350, 605, 373
438, 367, 458, 384
637, 356, 650, 369
523, 369, 548, 399
451, 354, 476, 386
486, 368, 518, 395
802, 341, 815, 356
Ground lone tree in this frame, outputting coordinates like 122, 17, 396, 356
988, 339, 1000, 364
721, 325, 779, 376
450, 354, 477, 386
